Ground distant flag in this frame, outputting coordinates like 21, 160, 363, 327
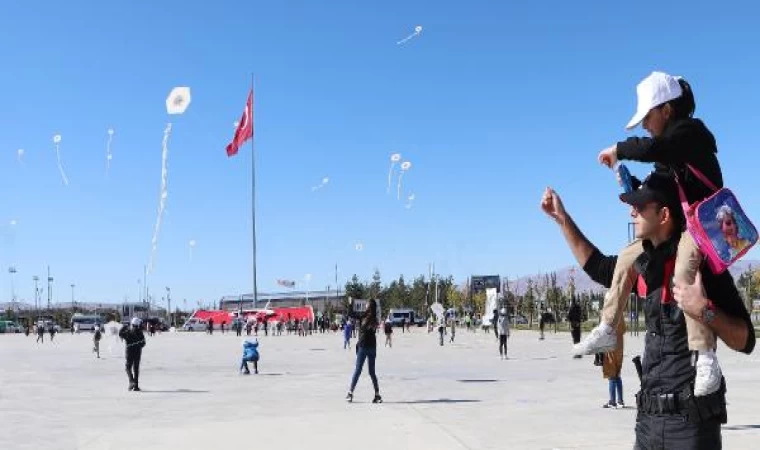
226, 89, 254, 157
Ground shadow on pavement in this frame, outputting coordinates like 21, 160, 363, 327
385, 399, 481, 404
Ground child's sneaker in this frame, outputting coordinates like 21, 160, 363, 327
694, 350, 722, 396
345, 392, 353, 403
572, 323, 617, 356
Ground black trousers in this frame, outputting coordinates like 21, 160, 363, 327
634, 413, 721, 450
499, 335, 507, 356
125, 349, 142, 386
571, 326, 581, 344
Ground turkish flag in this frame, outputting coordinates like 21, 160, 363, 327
226, 89, 254, 157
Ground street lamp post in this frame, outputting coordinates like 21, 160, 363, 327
71, 284, 75, 311
33, 276, 39, 318
166, 287, 171, 326
9, 266, 17, 313
47, 266, 53, 311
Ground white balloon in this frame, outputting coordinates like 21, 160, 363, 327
355, 242, 364, 251
53, 134, 62, 144
166, 87, 192, 115
10, 220, 17, 226
107, 128, 114, 136
189, 239, 196, 247
401, 161, 412, 171
390, 153, 401, 162
322, 177, 329, 184
415, 25, 423, 33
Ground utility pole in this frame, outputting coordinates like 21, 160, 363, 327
47, 266, 53, 311
166, 287, 171, 326
33, 276, 39, 316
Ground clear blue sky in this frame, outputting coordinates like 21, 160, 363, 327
1, 1, 759, 308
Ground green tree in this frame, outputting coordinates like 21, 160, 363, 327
524, 278, 536, 328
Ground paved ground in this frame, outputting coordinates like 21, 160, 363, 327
2, 327, 760, 450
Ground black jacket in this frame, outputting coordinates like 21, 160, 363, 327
617, 118, 722, 204
119, 325, 146, 352
357, 317, 377, 349
567, 303, 582, 326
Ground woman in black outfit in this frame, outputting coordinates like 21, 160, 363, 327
346, 299, 382, 403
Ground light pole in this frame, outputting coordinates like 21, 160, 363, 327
166, 287, 171, 326
71, 284, 75, 310
47, 266, 53, 311
9, 266, 17, 312
33, 276, 39, 317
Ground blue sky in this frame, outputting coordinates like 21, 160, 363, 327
1, 1, 759, 308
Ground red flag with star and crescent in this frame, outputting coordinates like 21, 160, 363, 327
226, 89, 253, 157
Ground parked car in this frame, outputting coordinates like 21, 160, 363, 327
144, 317, 170, 332
1, 321, 23, 333
182, 318, 208, 332
511, 315, 528, 325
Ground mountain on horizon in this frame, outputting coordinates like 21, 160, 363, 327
508, 260, 760, 296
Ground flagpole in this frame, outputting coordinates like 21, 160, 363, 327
251, 73, 259, 310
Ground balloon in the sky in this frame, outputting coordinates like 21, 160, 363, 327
311, 176, 330, 192
355, 242, 364, 251
405, 193, 416, 209
52, 134, 69, 186
17, 148, 24, 162
10, 219, 17, 226
149, 86, 192, 274
387, 153, 402, 194
397, 161, 412, 200
189, 239, 196, 263
397, 25, 423, 45
166, 87, 191, 115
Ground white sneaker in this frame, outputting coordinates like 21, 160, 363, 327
694, 351, 722, 396
572, 324, 617, 356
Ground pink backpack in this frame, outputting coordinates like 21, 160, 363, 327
676, 165, 758, 274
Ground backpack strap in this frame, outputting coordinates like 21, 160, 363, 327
684, 164, 719, 192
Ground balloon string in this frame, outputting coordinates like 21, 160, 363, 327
106, 133, 114, 172
397, 171, 405, 200
387, 162, 396, 194
149, 122, 171, 273
55, 143, 69, 186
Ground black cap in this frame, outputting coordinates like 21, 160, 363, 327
620, 172, 683, 217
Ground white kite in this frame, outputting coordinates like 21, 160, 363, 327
149, 86, 191, 273
397, 161, 412, 200
405, 193, 416, 209
387, 153, 401, 194
53, 134, 69, 186
397, 25, 423, 45
311, 176, 330, 192
189, 239, 196, 263
106, 128, 115, 172
16, 148, 24, 163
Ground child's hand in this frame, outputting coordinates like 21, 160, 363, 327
598, 145, 618, 169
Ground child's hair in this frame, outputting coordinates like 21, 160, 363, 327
666, 78, 696, 120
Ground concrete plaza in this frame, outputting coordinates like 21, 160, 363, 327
2, 326, 759, 450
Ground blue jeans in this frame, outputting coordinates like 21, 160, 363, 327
608, 377, 623, 404
240, 356, 258, 372
349, 347, 378, 393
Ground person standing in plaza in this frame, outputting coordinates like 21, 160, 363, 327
207, 317, 214, 335
346, 299, 381, 404
93, 325, 102, 359
36, 323, 44, 343
568, 299, 583, 359
49, 323, 56, 342
449, 315, 456, 343
384, 318, 393, 348
492, 309, 499, 340
119, 318, 146, 391
343, 319, 353, 349
497, 307, 510, 359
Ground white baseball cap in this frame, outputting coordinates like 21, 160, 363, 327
130, 317, 142, 326
625, 71, 683, 130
